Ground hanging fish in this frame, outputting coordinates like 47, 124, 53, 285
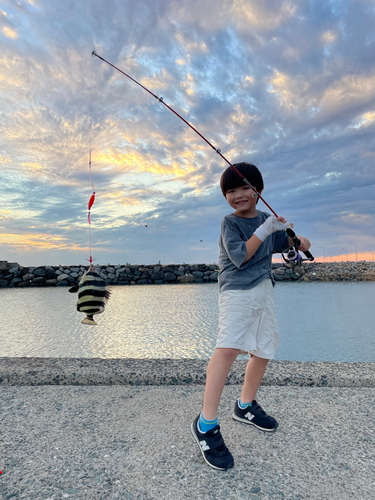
71, 265, 111, 325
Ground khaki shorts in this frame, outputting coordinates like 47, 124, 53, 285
216, 279, 279, 359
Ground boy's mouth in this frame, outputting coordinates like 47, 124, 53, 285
236, 200, 248, 205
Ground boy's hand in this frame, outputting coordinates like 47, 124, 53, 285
296, 236, 311, 252
254, 215, 291, 242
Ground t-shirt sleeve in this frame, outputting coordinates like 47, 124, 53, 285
221, 219, 248, 269
272, 229, 290, 253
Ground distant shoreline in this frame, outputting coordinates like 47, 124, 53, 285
0, 261, 374, 288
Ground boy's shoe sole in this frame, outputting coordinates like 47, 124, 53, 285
232, 399, 278, 432
191, 415, 234, 471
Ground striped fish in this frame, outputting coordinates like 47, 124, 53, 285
75, 266, 110, 325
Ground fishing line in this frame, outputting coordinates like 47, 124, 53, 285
91, 50, 278, 217
88, 55, 96, 264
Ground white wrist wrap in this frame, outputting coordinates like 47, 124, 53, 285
253, 225, 268, 242
253, 216, 290, 242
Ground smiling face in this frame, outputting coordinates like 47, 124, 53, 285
225, 185, 262, 218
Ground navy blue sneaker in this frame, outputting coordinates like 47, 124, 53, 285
191, 415, 234, 470
233, 399, 278, 432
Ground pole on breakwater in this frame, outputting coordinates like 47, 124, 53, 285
349, 241, 358, 262
319, 247, 325, 263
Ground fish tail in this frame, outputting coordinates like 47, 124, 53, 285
81, 317, 97, 325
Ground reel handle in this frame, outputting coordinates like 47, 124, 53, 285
302, 249, 314, 260
286, 228, 314, 261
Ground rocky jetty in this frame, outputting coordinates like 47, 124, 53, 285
297, 261, 375, 282
0, 261, 374, 288
0, 263, 219, 288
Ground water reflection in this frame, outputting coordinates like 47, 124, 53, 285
1, 282, 374, 362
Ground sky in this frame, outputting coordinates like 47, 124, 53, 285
1, 0, 375, 267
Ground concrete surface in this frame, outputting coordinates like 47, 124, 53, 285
1, 358, 374, 388
0, 360, 374, 500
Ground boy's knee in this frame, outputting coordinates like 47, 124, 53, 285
249, 354, 270, 365
216, 347, 241, 362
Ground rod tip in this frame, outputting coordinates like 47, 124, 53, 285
92, 50, 97, 56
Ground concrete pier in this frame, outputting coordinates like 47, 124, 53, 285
1, 358, 374, 499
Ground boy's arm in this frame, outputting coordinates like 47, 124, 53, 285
243, 235, 263, 263
243, 216, 290, 264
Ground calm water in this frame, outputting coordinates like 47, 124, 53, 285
1, 282, 374, 362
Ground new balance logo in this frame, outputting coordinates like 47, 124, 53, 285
200, 440, 210, 451
244, 412, 255, 421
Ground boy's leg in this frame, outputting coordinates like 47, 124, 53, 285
241, 354, 269, 403
191, 347, 238, 471
233, 354, 278, 432
203, 347, 240, 420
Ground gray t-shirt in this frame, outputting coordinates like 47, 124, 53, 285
218, 211, 290, 293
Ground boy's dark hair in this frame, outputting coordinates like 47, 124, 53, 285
220, 162, 264, 198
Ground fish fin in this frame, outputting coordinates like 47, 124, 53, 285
81, 317, 97, 325
103, 288, 111, 303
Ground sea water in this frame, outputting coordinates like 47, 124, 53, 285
1, 281, 374, 362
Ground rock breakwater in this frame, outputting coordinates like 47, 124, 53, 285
298, 261, 375, 282
0, 261, 374, 288
0, 263, 219, 288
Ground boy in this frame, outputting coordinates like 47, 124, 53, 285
191, 162, 311, 470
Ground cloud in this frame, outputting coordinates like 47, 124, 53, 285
322, 30, 338, 44
2, 26, 17, 39
0, 232, 84, 252
339, 212, 374, 226
232, 0, 297, 31
1, 0, 375, 265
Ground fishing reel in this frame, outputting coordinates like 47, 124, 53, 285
281, 228, 314, 267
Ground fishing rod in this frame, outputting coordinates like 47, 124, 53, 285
91, 50, 277, 216
91, 50, 314, 263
